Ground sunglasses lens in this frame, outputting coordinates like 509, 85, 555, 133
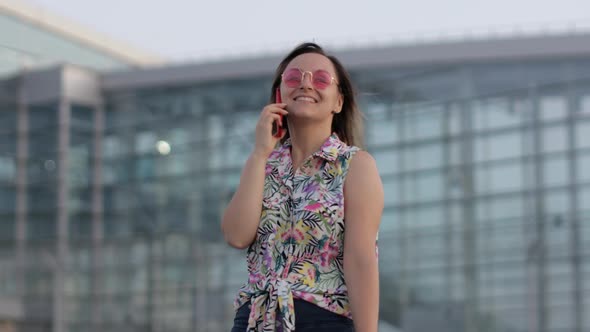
283, 69, 302, 87
282, 68, 335, 89
312, 70, 333, 89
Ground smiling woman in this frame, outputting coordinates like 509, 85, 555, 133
221, 42, 384, 332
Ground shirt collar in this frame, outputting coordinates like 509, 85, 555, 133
282, 133, 344, 162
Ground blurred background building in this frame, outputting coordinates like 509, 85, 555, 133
1, 1, 589, 332
0, 0, 162, 77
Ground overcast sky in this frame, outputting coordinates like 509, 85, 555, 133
23, 0, 590, 62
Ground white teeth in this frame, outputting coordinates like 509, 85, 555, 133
295, 96, 316, 103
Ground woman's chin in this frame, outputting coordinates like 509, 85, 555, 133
287, 106, 324, 118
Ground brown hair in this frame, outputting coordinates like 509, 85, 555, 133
269, 42, 364, 148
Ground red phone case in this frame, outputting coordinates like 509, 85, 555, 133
274, 89, 284, 138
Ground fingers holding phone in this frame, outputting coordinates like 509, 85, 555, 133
254, 102, 288, 157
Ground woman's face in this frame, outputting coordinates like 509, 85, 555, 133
280, 53, 343, 123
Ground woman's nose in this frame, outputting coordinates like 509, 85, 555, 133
300, 71, 314, 89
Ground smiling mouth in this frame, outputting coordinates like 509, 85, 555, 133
294, 96, 317, 103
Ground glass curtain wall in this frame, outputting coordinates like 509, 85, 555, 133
1, 58, 589, 332
360, 61, 590, 332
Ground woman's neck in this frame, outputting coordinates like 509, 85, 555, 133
288, 124, 332, 170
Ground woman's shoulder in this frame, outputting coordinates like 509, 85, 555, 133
345, 150, 381, 188
348, 149, 376, 166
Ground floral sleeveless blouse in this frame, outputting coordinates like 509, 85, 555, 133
233, 133, 364, 331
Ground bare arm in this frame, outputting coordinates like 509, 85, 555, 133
220, 102, 288, 249
343, 151, 384, 332
221, 151, 268, 248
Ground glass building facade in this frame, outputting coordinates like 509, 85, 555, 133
0, 33, 589, 332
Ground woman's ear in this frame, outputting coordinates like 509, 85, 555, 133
334, 93, 344, 114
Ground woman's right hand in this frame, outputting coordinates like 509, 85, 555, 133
253, 103, 288, 158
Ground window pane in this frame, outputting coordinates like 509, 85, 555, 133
0, 156, 15, 182
404, 105, 443, 141
540, 96, 568, 121
103, 135, 129, 159
477, 163, 523, 193
380, 210, 398, 234
415, 172, 443, 202
476, 132, 522, 162
545, 190, 569, 215
579, 94, 590, 115
577, 120, 590, 149
408, 204, 444, 228
544, 156, 569, 186
373, 149, 397, 175
579, 153, 590, 183
404, 143, 442, 171
135, 131, 157, 154
448, 104, 462, 135
580, 187, 590, 219
543, 125, 568, 153
367, 103, 397, 145
403, 172, 445, 203
473, 98, 519, 130
402, 176, 418, 203
208, 115, 225, 168
449, 140, 462, 166
482, 196, 524, 220
225, 136, 251, 168
383, 178, 398, 206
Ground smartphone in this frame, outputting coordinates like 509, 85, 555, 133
272, 88, 285, 138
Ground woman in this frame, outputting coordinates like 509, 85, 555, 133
221, 42, 383, 332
